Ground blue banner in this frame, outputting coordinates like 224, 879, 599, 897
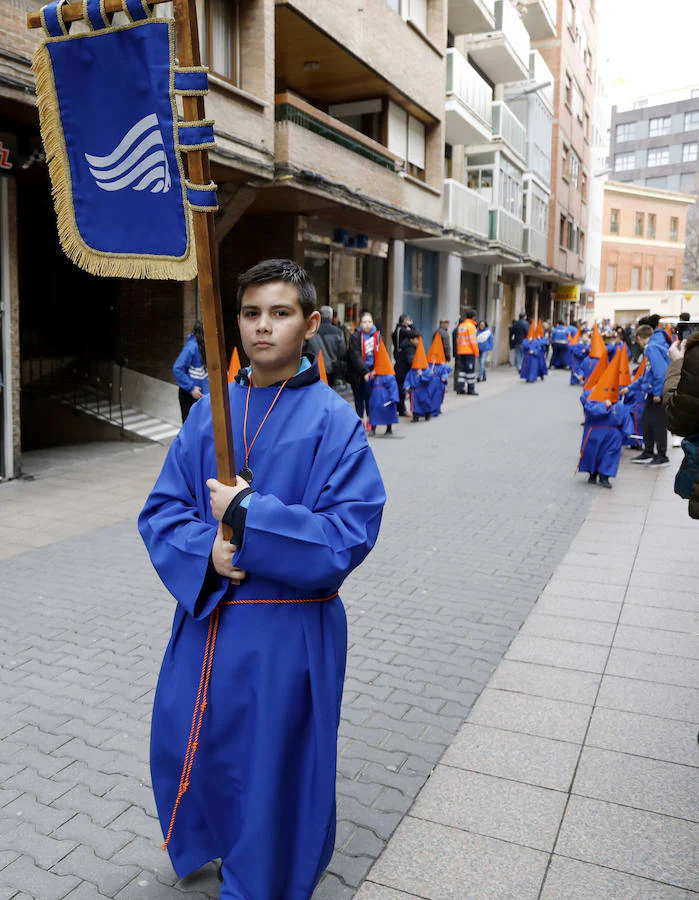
32, 2, 210, 280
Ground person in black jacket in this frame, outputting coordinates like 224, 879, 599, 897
392, 314, 412, 359
664, 332, 699, 519
348, 310, 382, 428
395, 330, 420, 416
511, 312, 529, 373
305, 305, 347, 387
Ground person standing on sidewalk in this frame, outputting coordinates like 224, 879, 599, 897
348, 310, 381, 430
456, 308, 480, 395
305, 305, 347, 388
173, 322, 209, 424
664, 331, 699, 518
632, 323, 671, 468
433, 319, 452, 364
476, 321, 494, 382
511, 312, 529, 373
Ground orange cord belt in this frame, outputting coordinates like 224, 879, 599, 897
162, 590, 339, 851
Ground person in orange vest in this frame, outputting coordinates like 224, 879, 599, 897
455, 307, 480, 395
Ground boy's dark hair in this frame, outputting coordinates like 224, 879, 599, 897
237, 259, 317, 317
407, 329, 421, 340
647, 314, 661, 329
679, 312, 690, 321
636, 324, 653, 340
463, 307, 476, 320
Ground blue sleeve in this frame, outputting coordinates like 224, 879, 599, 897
138, 428, 229, 621
387, 377, 399, 403
173, 342, 195, 392
583, 400, 613, 423
645, 344, 668, 397
233, 443, 385, 593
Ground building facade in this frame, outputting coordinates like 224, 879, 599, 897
594, 180, 696, 324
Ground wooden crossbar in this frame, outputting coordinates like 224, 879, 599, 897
28, 0, 173, 28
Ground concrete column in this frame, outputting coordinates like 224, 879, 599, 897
1, 177, 19, 479
437, 253, 461, 335
513, 272, 526, 316
532, 289, 540, 323
386, 240, 404, 356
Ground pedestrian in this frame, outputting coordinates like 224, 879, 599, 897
631, 322, 671, 467
577, 351, 630, 489
139, 258, 385, 900
520, 321, 546, 383
455, 307, 479, 395
425, 331, 451, 417
392, 313, 412, 359
404, 336, 432, 421
395, 329, 420, 415
476, 320, 494, 382
173, 321, 208, 424
550, 320, 570, 369
569, 331, 589, 386
305, 305, 347, 387
348, 310, 381, 431
508, 319, 517, 367
664, 331, 699, 518
368, 340, 399, 436
620, 357, 646, 449
433, 319, 452, 363
511, 312, 529, 373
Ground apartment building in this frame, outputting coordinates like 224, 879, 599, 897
594, 180, 696, 324
0, 0, 447, 476
609, 87, 699, 285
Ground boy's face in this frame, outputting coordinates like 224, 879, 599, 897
636, 336, 650, 349
360, 314, 374, 333
238, 282, 320, 375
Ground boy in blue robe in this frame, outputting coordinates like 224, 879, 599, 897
521, 322, 546, 382
404, 336, 433, 421
139, 259, 385, 900
425, 332, 451, 416
550, 321, 570, 368
368, 339, 399, 435
577, 351, 627, 489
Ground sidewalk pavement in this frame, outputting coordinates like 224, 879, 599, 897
355, 456, 699, 899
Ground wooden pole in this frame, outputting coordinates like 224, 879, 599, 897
28, 0, 237, 540
28, 0, 173, 28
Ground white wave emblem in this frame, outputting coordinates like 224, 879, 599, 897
85, 114, 172, 194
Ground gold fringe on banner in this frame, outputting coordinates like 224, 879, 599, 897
32, 26, 197, 282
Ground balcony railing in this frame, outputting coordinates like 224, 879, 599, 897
492, 101, 526, 160
446, 48, 493, 133
448, 0, 496, 40
523, 226, 547, 262
275, 93, 402, 172
495, 0, 531, 72
489, 206, 524, 251
443, 179, 490, 238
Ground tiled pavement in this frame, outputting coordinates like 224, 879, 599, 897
0, 368, 695, 898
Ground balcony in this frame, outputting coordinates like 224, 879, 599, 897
492, 102, 526, 161
443, 179, 490, 238
523, 226, 547, 262
518, 0, 556, 40
445, 49, 493, 147
489, 207, 523, 251
448, 0, 495, 36
463, 0, 530, 84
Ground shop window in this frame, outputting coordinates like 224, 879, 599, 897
609, 208, 620, 234
606, 263, 617, 291
635, 212, 644, 237
647, 213, 656, 239
670, 217, 679, 240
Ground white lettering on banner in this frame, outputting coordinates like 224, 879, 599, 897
85, 113, 172, 194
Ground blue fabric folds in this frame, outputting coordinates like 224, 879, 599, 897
178, 121, 216, 150
84, 0, 112, 30
174, 69, 209, 94
186, 182, 217, 211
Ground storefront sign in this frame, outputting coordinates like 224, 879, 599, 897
555, 285, 580, 302
0, 133, 17, 176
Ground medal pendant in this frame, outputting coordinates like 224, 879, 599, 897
239, 466, 253, 485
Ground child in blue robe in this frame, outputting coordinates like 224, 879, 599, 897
139, 260, 385, 900
368, 339, 399, 435
404, 336, 433, 421
577, 352, 626, 488
570, 340, 589, 385
521, 338, 545, 382
427, 363, 450, 416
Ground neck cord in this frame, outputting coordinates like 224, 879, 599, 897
243, 375, 291, 470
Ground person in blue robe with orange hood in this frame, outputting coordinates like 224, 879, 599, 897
139, 260, 385, 900
577, 350, 631, 488
425, 332, 451, 416
368, 339, 399, 435
404, 337, 433, 421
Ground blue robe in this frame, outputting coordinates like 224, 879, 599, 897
520, 339, 546, 382
427, 364, 450, 416
622, 379, 645, 447
550, 326, 569, 368
404, 367, 434, 415
369, 374, 399, 426
139, 362, 385, 898
580, 354, 601, 386
578, 400, 626, 477
569, 344, 589, 385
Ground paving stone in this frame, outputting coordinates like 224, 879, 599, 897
572, 747, 699, 822
618, 604, 699, 634
369, 817, 548, 899
487, 660, 601, 705
0, 793, 75, 836
468, 689, 592, 744
612, 624, 699, 660
0, 855, 79, 900
52, 814, 135, 861
556, 795, 699, 892
624, 586, 699, 613
606, 648, 699, 689
586, 707, 699, 768
596, 675, 699, 723
505, 634, 609, 673
442, 723, 580, 791
541, 855, 693, 899
519, 613, 616, 646
51, 845, 140, 896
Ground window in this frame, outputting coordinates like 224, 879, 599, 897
330, 99, 383, 144
195, 0, 239, 84
648, 116, 671, 137
647, 213, 656, 238
561, 144, 569, 179
615, 152, 635, 171
572, 83, 584, 120
498, 157, 523, 217
559, 213, 567, 248
387, 101, 426, 177
467, 167, 493, 197
631, 266, 641, 290
567, 219, 575, 250
564, 73, 572, 108
667, 268, 675, 290
407, 0, 427, 31
566, 0, 575, 31
684, 111, 699, 132
669, 217, 679, 240
635, 212, 644, 237
609, 208, 620, 233
606, 263, 617, 291
569, 150, 581, 188
644, 267, 653, 290
616, 122, 636, 143
683, 142, 698, 162
581, 171, 588, 201
578, 229, 585, 257
681, 172, 696, 191
647, 147, 670, 167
